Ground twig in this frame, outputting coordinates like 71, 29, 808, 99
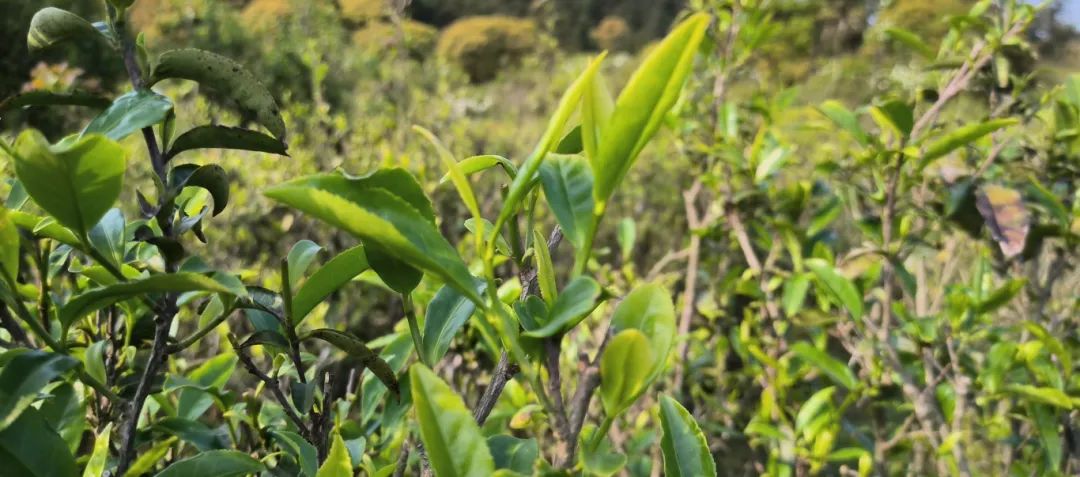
234, 343, 311, 438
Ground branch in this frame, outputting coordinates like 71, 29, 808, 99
234, 341, 311, 438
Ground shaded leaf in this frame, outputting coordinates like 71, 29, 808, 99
154, 449, 264, 477
271, 430, 318, 477
522, 276, 601, 338
0, 350, 79, 431
149, 49, 286, 140
805, 258, 864, 319
539, 154, 594, 250
170, 164, 231, 216
27, 7, 101, 51
791, 342, 858, 390
306, 329, 398, 396
286, 240, 323, 289
0, 90, 110, 112
0, 408, 77, 477
166, 125, 288, 160
423, 279, 487, 364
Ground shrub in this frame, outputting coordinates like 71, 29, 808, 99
338, 0, 389, 25
436, 15, 537, 82
589, 15, 631, 51
352, 20, 438, 59
240, 0, 301, 32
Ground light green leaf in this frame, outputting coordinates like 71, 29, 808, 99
817, 100, 870, 146
8, 210, 82, 249
617, 218, 636, 261
522, 276, 601, 338
791, 342, 859, 390
423, 279, 487, 364
582, 70, 614, 162
166, 125, 288, 161
532, 228, 558, 306
306, 329, 398, 396
539, 154, 594, 250
884, 27, 936, 59
1030, 404, 1062, 469
805, 258, 864, 319
265, 172, 478, 303
781, 273, 811, 317
921, 119, 1018, 165
610, 283, 676, 381
440, 155, 516, 182
869, 99, 913, 139
149, 49, 286, 140
83, 340, 108, 385
83, 90, 173, 141
795, 386, 836, 432
60, 272, 246, 333
410, 364, 495, 477
11, 130, 125, 238
600, 329, 656, 416
27, 7, 101, 51
154, 450, 264, 477
286, 240, 323, 289
0, 209, 18, 283
591, 13, 709, 210
658, 395, 716, 477
495, 54, 606, 238
1007, 385, 1073, 409
316, 430, 352, 477
83, 423, 112, 477
291, 245, 368, 323
0, 350, 79, 431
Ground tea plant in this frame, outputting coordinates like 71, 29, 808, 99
0, 2, 717, 477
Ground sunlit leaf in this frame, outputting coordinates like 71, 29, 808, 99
410, 364, 495, 477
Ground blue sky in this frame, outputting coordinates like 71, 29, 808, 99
1063, 1, 1080, 25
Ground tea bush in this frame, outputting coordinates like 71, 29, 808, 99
436, 15, 539, 82
0, 0, 1078, 476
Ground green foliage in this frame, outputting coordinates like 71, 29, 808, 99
436, 15, 539, 82
1, 1, 1078, 476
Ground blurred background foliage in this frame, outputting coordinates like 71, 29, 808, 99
2, 0, 1079, 474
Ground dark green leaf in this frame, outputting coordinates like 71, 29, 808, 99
0, 350, 79, 431
522, 276, 601, 338
27, 7, 101, 51
154, 417, 228, 452
149, 49, 286, 140
166, 125, 288, 161
12, 130, 125, 238
83, 90, 173, 141
659, 395, 716, 477
271, 430, 318, 477
170, 164, 231, 216
0, 408, 77, 477
87, 208, 124, 267
60, 272, 247, 334
306, 329, 398, 397
488, 435, 538, 474
0, 90, 110, 112
422, 279, 487, 364
154, 449, 264, 477
410, 364, 495, 476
